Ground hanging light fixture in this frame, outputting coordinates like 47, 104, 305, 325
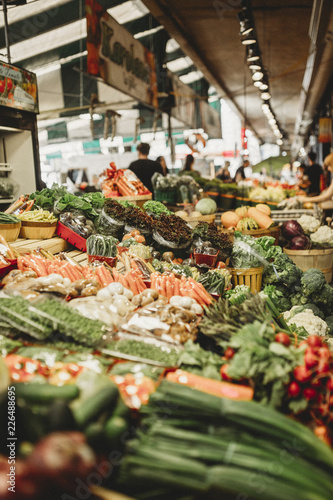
237, 12, 253, 36
262, 104, 270, 113
241, 32, 256, 45
253, 80, 262, 87
259, 77, 269, 91
277, 139, 283, 145
252, 70, 264, 81
247, 46, 260, 61
249, 62, 262, 70
268, 118, 276, 125
261, 91, 271, 100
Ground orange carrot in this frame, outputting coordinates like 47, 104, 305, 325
17, 256, 25, 272
173, 277, 180, 295
166, 370, 253, 401
166, 277, 173, 301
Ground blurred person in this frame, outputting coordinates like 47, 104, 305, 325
299, 153, 333, 204
216, 164, 231, 182
156, 156, 169, 176
305, 151, 322, 196
179, 154, 200, 175
234, 159, 249, 183
128, 143, 163, 193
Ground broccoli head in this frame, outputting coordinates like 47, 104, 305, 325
290, 292, 309, 307
301, 268, 326, 297
325, 315, 333, 335
263, 253, 303, 288
311, 284, 333, 316
260, 284, 290, 313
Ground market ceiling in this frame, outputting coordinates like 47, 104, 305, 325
1, 0, 333, 150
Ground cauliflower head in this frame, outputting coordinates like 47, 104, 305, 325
284, 307, 328, 337
297, 215, 321, 234
310, 225, 333, 245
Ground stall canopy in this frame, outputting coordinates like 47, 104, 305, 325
0, 0, 221, 138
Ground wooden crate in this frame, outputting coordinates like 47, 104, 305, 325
182, 214, 216, 228
10, 236, 70, 255
107, 194, 152, 209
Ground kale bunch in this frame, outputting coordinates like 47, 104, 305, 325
192, 222, 233, 258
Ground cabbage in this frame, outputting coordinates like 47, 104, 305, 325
195, 198, 217, 215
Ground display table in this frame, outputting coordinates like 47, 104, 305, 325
10, 236, 70, 254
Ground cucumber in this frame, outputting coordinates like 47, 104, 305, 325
73, 383, 119, 428
85, 421, 106, 452
104, 415, 128, 449
15, 382, 79, 404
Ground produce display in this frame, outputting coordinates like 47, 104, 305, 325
101, 162, 151, 197
1, 187, 333, 500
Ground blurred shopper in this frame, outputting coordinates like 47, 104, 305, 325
305, 151, 323, 196
156, 156, 169, 176
179, 154, 200, 175
128, 143, 163, 193
234, 159, 249, 183
216, 163, 232, 182
299, 153, 333, 204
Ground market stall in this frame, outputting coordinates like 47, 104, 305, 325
0, 185, 333, 500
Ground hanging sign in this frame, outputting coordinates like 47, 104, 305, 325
0, 60, 38, 113
86, 0, 158, 109
169, 72, 196, 127
318, 117, 332, 143
199, 101, 222, 138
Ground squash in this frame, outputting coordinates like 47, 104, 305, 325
236, 217, 259, 231
256, 203, 271, 216
221, 211, 240, 228
189, 211, 203, 218
247, 207, 274, 229
235, 205, 251, 218
175, 210, 188, 218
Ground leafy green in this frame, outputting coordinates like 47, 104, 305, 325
225, 322, 304, 409
54, 192, 104, 220
230, 232, 267, 269
192, 222, 233, 257
29, 183, 68, 210
143, 200, 172, 216
177, 340, 223, 380
260, 284, 291, 313
198, 270, 225, 295
224, 285, 251, 305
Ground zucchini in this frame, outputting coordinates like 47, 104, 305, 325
86, 234, 118, 257
73, 383, 119, 428
104, 415, 128, 448
15, 382, 79, 404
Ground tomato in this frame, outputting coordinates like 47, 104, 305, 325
224, 347, 235, 360
327, 378, 333, 391
307, 335, 323, 348
220, 364, 232, 381
288, 381, 301, 398
217, 261, 226, 269
275, 332, 291, 346
4, 355, 46, 382
6, 78, 13, 91
0, 80, 5, 93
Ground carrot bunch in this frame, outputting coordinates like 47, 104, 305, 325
112, 267, 146, 295
150, 272, 212, 306
17, 254, 84, 281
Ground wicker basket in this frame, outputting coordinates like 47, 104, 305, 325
283, 247, 333, 284
0, 222, 21, 242
186, 214, 216, 228
19, 221, 57, 239
229, 266, 264, 293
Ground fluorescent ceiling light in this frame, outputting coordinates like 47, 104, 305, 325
179, 70, 204, 84
109, 1, 149, 24
166, 39, 180, 53
166, 56, 193, 73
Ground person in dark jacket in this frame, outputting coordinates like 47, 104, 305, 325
156, 156, 169, 176
128, 143, 163, 193
305, 151, 323, 196
234, 159, 249, 182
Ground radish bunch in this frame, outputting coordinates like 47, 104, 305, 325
288, 335, 333, 428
